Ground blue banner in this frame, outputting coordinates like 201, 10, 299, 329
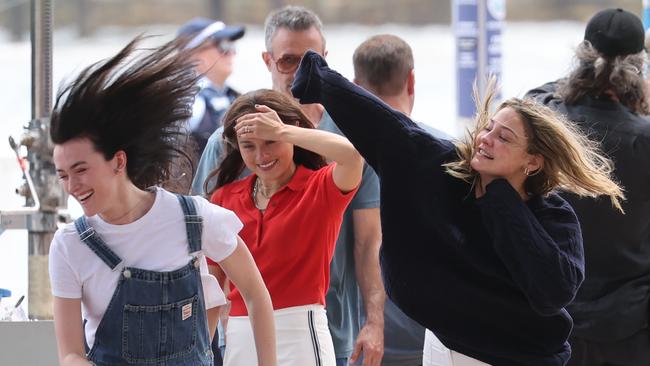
454, 0, 504, 119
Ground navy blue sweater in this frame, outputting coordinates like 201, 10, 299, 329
292, 51, 585, 366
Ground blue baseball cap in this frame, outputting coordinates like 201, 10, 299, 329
178, 18, 245, 49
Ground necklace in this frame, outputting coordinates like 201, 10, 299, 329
103, 191, 151, 224
252, 177, 268, 210
254, 177, 273, 199
252, 167, 297, 210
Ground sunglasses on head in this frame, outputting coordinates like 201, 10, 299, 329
270, 54, 303, 74
213, 39, 236, 54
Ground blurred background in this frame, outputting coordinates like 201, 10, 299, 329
0, 0, 644, 315
0, 0, 645, 39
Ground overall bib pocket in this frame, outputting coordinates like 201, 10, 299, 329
122, 294, 199, 363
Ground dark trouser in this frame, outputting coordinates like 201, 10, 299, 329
567, 328, 650, 366
212, 327, 223, 366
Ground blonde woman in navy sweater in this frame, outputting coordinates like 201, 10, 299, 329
290, 51, 624, 366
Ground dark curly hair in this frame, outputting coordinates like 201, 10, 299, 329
50, 35, 200, 189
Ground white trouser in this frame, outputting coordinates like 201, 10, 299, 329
224, 304, 336, 366
423, 329, 491, 366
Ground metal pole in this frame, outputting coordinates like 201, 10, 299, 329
454, 0, 504, 128
32, 0, 52, 121
27, 0, 56, 320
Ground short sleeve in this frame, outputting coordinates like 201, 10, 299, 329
49, 229, 82, 299
349, 162, 380, 210
193, 195, 242, 263
314, 164, 358, 213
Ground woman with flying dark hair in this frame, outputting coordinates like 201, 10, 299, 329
48, 37, 276, 366
204, 89, 363, 366
290, 51, 625, 366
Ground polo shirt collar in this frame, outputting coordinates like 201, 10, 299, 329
230, 164, 314, 194
285, 165, 312, 192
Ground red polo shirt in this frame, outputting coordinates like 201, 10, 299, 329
210, 164, 357, 316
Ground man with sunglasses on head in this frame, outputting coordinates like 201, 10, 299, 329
178, 18, 245, 156
192, 5, 385, 366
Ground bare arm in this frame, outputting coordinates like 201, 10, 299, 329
53, 297, 92, 366
207, 263, 231, 341
349, 207, 385, 366
218, 237, 277, 366
205, 296, 220, 341
235, 104, 363, 193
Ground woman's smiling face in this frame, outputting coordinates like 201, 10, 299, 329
54, 137, 122, 217
471, 107, 537, 190
237, 135, 295, 183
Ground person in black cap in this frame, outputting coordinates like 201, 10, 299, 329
526, 8, 650, 366
177, 18, 245, 156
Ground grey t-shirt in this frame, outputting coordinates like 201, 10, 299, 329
319, 113, 382, 358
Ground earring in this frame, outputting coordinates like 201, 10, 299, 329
524, 167, 541, 177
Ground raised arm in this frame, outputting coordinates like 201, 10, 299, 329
477, 179, 585, 315
235, 104, 363, 192
218, 237, 277, 366
290, 50, 447, 172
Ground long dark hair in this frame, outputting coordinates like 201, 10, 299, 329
50, 35, 200, 189
205, 89, 326, 195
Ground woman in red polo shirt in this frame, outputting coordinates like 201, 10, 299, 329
205, 89, 363, 366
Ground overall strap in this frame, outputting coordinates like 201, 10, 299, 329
175, 194, 203, 253
74, 217, 123, 270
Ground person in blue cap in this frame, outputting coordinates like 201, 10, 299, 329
175, 20, 248, 362
526, 8, 650, 366
177, 18, 245, 156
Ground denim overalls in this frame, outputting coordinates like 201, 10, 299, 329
74, 194, 213, 365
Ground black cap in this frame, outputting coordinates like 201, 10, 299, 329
584, 8, 645, 57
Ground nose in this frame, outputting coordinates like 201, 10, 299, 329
256, 145, 271, 162
66, 175, 79, 195
479, 129, 494, 146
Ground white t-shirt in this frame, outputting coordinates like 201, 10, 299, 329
49, 187, 242, 347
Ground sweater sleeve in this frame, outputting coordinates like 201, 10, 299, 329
476, 179, 585, 316
291, 50, 451, 176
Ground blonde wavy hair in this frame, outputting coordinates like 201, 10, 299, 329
444, 79, 625, 212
